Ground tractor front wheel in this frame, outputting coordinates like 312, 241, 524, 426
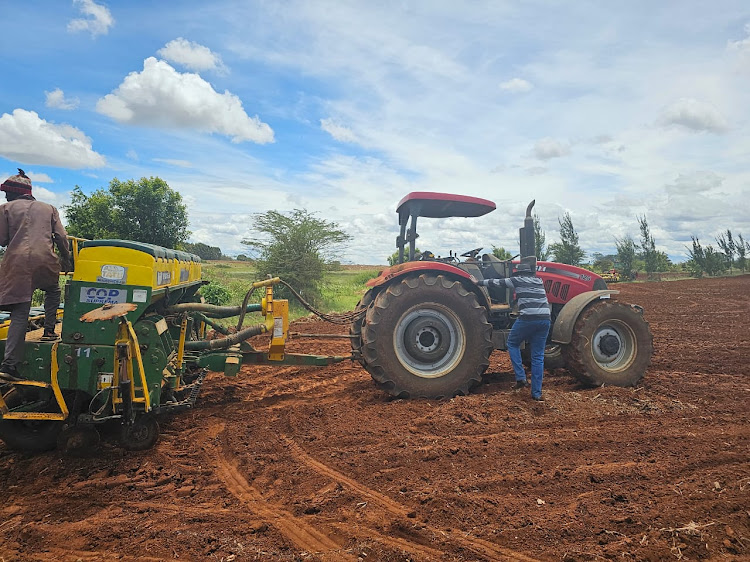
563, 300, 653, 386
361, 274, 493, 399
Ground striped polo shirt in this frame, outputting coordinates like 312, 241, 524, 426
484, 275, 551, 318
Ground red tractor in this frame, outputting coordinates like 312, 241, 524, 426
351, 192, 653, 399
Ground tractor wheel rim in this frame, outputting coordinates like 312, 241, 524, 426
394, 306, 465, 378
592, 320, 636, 371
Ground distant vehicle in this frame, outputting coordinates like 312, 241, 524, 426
600, 268, 621, 283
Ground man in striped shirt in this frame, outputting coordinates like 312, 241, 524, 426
479, 262, 551, 401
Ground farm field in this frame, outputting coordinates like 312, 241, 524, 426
0, 276, 748, 561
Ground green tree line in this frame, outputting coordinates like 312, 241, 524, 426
63, 177, 350, 306
524, 212, 746, 280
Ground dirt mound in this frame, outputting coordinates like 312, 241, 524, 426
1, 276, 748, 560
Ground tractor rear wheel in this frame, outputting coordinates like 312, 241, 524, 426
361, 274, 493, 399
0, 387, 64, 452
563, 300, 653, 386
349, 289, 374, 367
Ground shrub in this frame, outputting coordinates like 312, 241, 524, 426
200, 282, 231, 306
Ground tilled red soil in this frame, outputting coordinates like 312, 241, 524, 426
1, 276, 748, 561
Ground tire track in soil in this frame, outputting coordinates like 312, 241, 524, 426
214, 455, 351, 561
284, 437, 540, 562
129, 501, 236, 517
328, 522, 449, 560
243, 381, 356, 409
25, 550, 166, 561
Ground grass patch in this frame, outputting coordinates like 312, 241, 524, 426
201, 261, 381, 320
319, 268, 381, 313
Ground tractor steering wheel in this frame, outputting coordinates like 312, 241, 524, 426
460, 247, 483, 259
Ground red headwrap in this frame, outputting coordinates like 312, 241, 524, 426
1, 169, 33, 195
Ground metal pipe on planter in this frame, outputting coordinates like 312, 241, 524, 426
166, 303, 262, 318
184, 324, 267, 351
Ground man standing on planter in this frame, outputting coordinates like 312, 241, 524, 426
0, 169, 70, 382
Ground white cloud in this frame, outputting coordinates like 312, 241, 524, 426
32, 186, 67, 208
157, 38, 228, 74
534, 138, 571, 160
320, 118, 357, 143
153, 158, 193, 168
12, 1, 747, 263
126, 149, 138, 160
727, 22, 750, 66
665, 171, 723, 196
499, 78, 533, 93
26, 171, 53, 183
526, 166, 548, 175
659, 98, 728, 133
67, 0, 114, 37
0, 109, 106, 169
45, 88, 80, 110
96, 57, 274, 144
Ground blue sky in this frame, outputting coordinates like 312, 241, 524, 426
2, 0, 749, 264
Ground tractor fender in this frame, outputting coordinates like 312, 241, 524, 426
365, 262, 491, 309
550, 290, 619, 345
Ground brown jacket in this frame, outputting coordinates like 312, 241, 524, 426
0, 196, 68, 305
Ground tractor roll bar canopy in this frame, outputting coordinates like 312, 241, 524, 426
396, 192, 497, 264
396, 192, 496, 222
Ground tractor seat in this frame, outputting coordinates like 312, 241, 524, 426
481, 253, 508, 278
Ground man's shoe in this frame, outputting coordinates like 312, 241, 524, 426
532, 394, 544, 402
512, 380, 528, 390
0, 365, 22, 383
40, 331, 60, 342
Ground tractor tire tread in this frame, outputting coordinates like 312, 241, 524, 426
563, 300, 653, 387
361, 274, 492, 399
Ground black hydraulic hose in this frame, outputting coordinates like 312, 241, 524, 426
166, 302, 262, 318
184, 323, 267, 351
278, 280, 367, 324
193, 312, 231, 336
236, 286, 258, 332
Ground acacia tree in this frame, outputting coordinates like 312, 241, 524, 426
638, 216, 659, 279
549, 212, 585, 265
716, 230, 736, 272
387, 248, 421, 265
686, 236, 706, 277
492, 246, 513, 260
686, 236, 726, 277
65, 177, 189, 248
736, 233, 747, 272
242, 209, 351, 305
591, 252, 614, 272
615, 235, 637, 280
533, 214, 551, 260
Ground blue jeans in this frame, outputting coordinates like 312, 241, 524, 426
507, 317, 551, 399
